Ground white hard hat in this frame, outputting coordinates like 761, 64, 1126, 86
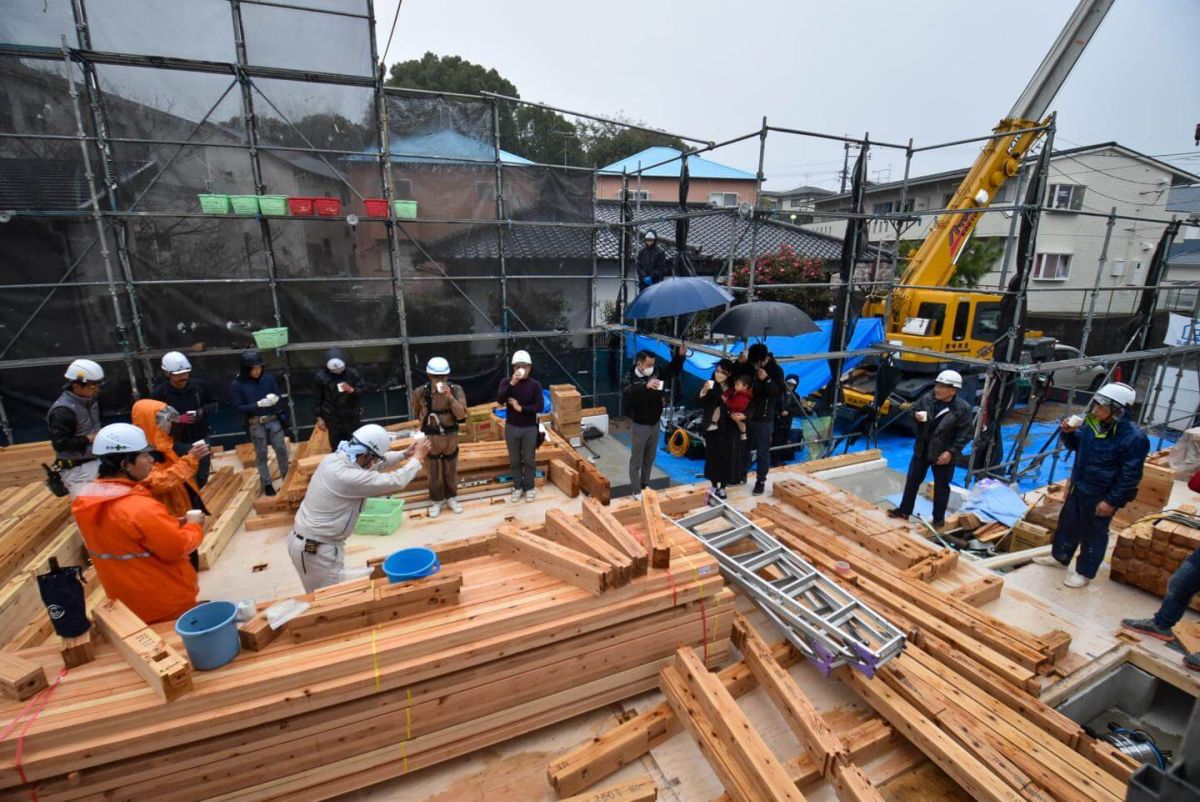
64, 358, 104, 384
1095, 382, 1136, 409
511, 350, 532, 365
350, 424, 391, 459
425, 357, 450, 376
935, 369, 963, 389
326, 357, 346, 373
161, 351, 192, 375
92, 423, 152, 456
644, 230, 656, 240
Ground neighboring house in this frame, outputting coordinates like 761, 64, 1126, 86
759, 185, 835, 223
596, 147, 758, 207
803, 144, 1200, 333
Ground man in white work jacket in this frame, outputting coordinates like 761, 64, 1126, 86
287, 424, 431, 592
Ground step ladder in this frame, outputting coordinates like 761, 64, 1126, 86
671, 501, 906, 677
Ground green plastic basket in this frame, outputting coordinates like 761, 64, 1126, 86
198, 194, 231, 214
252, 326, 289, 349
354, 498, 406, 535
258, 195, 289, 216
392, 200, 418, 220
230, 195, 260, 215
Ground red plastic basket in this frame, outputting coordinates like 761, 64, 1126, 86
314, 197, 342, 217
363, 198, 389, 217
287, 197, 315, 216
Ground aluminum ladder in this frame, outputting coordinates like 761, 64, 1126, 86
671, 501, 905, 677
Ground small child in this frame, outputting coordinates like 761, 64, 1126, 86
723, 376, 754, 440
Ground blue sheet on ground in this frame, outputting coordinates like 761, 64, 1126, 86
625, 317, 884, 398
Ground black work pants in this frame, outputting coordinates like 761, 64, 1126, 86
898, 454, 954, 523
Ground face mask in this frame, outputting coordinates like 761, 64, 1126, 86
637, 366, 653, 378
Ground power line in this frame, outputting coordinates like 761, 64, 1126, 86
381, 0, 404, 69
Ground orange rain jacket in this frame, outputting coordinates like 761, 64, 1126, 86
132, 399, 201, 517
72, 479, 204, 623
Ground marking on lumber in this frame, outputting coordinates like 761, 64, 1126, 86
93, 599, 193, 703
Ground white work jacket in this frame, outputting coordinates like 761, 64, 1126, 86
292, 451, 421, 543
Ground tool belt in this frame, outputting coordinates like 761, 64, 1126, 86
293, 532, 338, 553
421, 424, 458, 436
426, 450, 460, 461
247, 414, 279, 426
52, 457, 94, 470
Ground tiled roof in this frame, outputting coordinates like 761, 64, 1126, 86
426, 201, 886, 263
598, 147, 755, 180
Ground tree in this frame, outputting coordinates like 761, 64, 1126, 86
897, 236, 1003, 289
724, 246, 833, 320
577, 117, 687, 169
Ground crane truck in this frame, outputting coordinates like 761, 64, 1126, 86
840, 0, 1115, 415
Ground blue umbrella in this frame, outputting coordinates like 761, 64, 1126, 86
624, 277, 734, 320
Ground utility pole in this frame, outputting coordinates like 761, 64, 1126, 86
839, 139, 850, 194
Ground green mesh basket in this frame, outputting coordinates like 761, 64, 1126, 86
258, 195, 289, 216
252, 327, 289, 349
354, 498, 406, 535
230, 195, 260, 215
197, 194, 231, 214
392, 200, 418, 220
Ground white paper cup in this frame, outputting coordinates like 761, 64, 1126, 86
1067, 414, 1083, 429
185, 509, 205, 526
915, 411, 928, 422
436, 382, 446, 394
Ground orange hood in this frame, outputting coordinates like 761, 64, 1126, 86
132, 398, 177, 458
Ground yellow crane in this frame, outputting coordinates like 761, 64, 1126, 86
843, 0, 1115, 412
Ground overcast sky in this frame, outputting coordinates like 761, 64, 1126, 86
376, 0, 1200, 191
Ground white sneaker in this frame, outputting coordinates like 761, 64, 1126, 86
447, 498, 464, 514
428, 503, 442, 519
1033, 556, 1066, 568
1064, 571, 1091, 589
524, 489, 536, 503
510, 489, 524, 503
632, 492, 642, 501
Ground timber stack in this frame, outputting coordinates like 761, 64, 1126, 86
0, 483, 72, 587
0, 487, 726, 800
0, 442, 56, 490
1110, 507, 1200, 610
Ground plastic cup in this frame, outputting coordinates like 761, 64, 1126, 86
915, 411, 928, 422
436, 382, 446, 394
1067, 414, 1083, 429
185, 509, 205, 526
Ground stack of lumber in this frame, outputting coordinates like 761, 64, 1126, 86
233, 441, 284, 479
794, 449, 883, 474
939, 511, 1010, 545
0, 489, 727, 800
0, 441, 55, 490
0, 483, 72, 587
551, 384, 584, 443
0, 522, 86, 647
251, 427, 329, 514
1025, 449, 1173, 533
195, 469, 261, 570
771, 475, 957, 580
1024, 480, 1068, 531
1111, 513, 1200, 610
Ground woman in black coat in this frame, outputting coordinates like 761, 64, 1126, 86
699, 359, 739, 500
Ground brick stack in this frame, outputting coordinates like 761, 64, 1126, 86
550, 384, 583, 445
1111, 515, 1200, 611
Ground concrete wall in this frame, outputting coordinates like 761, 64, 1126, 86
803, 147, 1189, 316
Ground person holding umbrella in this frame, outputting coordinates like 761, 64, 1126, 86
734, 343, 785, 495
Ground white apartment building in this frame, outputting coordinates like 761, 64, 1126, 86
804, 143, 1199, 319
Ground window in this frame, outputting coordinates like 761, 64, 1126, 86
393, 179, 414, 200
951, 300, 970, 342
902, 197, 915, 213
709, 192, 738, 207
872, 200, 896, 215
972, 302, 1002, 342
915, 301, 947, 335
618, 189, 649, 201
1033, 253, 1072, 280
1046, 184, 1086, 211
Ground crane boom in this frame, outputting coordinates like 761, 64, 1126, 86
1009, 0, 1115, 122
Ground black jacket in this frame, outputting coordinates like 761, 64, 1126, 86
733, 357, 785, 422
150, 378, 216, 442
314, 366, 364, 427
911, 391, 973, 461
636, 245, 670, 287
622, 351, 685, 425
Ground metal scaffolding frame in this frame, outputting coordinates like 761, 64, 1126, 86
0, 0, 1196, 492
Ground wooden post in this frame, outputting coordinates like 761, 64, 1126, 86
581, 498, 648, 574
497, 525, 608, 595
94, 599, 193, 703
640, 489, 671, 569
0, 653, 48, 701
60, 629, 96, 668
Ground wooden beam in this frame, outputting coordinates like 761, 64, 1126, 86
640, 489, 671, 570
60, 629, 96, 668
672, 647, 804, 801
546, 509, 633, 585
559, 775, 657, 802
947, 576, 1003, 607
0, 653, 47, 700
93, 599, 193, 703
197, 470, 260, 570
496, 525, 608, 595
581, 498, 649, 574
732, 613, 847, 777
549, 458, 581, 498
795, 449, 882, 474
242, 511, 295, 532
829, 756, 885, 802
285, 573, 463, 644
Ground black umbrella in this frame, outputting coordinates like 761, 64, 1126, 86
711, 301, 820, 339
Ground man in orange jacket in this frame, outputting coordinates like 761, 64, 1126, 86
131, 398, 209, 517
72, 423, 204, 624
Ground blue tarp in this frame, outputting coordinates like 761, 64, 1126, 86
625, 317, 885, 399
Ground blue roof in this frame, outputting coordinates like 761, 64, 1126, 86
599, 147, 755, 180
343, 130, 532, 165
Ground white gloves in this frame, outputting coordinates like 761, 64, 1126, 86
256, 394, 279, 408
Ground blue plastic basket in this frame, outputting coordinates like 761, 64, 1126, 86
382, 547, 439, 584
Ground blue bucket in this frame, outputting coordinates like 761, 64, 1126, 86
174, 601, 240, 670
383, 547, 439, 584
